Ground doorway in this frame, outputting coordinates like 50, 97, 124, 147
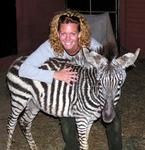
0, 0, 17, 58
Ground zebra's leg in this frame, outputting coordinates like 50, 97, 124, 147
75, 118, 93, 150
19, 100, 39, 150
7, 98, 27, 150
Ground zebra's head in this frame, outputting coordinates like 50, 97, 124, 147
83, 47, 140, 123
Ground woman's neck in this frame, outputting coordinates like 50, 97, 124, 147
65, 46, 81, 56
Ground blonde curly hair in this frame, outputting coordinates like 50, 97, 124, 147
49, 10, 91, 56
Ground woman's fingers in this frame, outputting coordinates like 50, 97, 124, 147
53, 67, 78, 85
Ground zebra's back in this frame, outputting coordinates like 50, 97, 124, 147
6, 56, 81, 117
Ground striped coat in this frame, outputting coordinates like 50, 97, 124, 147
6, 48, 140, 150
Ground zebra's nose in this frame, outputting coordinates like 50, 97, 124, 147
102, 102, 116, 123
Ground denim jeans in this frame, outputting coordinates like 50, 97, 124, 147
59, 117, 79, 150
59, 106, 122, 150
104, 106, 122, 150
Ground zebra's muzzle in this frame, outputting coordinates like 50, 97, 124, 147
102, 101, 116, 123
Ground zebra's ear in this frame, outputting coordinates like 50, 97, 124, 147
83, 48, 108, 67
116, 48, 140, 69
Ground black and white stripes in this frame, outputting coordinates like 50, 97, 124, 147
6, 48, 140, 150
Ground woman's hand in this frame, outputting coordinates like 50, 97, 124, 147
53, 67, 78, 86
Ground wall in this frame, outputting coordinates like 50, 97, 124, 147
120, 0, 145, 58
0, 0, 65, 70
16, 0, 65, 55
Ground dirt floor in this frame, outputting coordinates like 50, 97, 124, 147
0, 58, 145, 150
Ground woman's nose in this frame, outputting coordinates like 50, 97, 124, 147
66, 34, 71, 40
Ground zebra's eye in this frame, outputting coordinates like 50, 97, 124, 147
97, 81, 101, 86
118, 80, 123, 86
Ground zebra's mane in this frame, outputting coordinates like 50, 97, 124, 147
99, 42, 118, 63
40, 58, 73, 70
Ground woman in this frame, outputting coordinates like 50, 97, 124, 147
19, 10, 122, 150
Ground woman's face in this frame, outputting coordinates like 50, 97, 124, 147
58, 23, 81, 56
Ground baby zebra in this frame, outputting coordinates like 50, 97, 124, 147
6, 48, 140, 150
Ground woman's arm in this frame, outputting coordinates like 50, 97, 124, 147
19, 41, 55, 83
19, 40, 78, 85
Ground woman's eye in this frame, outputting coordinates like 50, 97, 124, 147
60, 33, 65, 36
71, 33, 76, 36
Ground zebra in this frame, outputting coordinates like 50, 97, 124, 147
6, 47, 140, 150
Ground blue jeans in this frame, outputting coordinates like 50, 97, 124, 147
59, 117, 79, 150
104, 106, 122, 150
59, 107, 122, 150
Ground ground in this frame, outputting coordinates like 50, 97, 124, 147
0, 58, 145, 150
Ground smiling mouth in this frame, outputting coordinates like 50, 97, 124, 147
64, 42, 72, 46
